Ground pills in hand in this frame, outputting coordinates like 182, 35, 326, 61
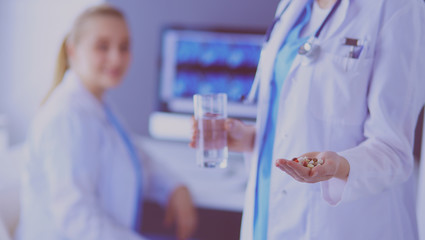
292, 156, 323, 168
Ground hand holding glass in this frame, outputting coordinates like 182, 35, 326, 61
193, 93, 228, 168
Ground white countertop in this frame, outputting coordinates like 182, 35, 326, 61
136, 136, 248, 212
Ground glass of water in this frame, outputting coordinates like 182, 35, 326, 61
193, 93, 228, 168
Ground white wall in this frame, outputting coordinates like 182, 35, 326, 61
0, 0, 102, 145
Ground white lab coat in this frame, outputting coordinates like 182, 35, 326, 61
17, 71, 180, 240
241, 0, 425, 239
419, 114, 425, 240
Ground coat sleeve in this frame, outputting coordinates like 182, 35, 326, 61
321, 2, 425, 205
110, 103, 183, 207
418, 115, 425, 240
40, 111, 146, 240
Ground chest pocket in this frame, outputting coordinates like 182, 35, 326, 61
307, 37, 374, 125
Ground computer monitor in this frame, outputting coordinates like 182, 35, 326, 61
157, 27, 265, 119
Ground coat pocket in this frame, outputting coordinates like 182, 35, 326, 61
308, 51, 374, 125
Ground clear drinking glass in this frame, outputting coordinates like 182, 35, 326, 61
193, 93, 228, 168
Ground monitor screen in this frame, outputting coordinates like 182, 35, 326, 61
158, 27, 264, 119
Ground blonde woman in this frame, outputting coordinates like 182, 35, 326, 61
17, 5, 197, 240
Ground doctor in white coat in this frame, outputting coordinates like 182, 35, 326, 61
192, 0, 425, 239
17, 5, 197, 240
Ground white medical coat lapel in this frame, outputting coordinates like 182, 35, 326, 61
419, 113, 425, 240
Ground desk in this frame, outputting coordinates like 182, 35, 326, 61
136, 137, 248, 240
136, 136, 248, 212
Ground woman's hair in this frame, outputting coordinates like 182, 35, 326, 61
41, 4, 125, 105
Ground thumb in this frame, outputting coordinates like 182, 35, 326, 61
310, 164, 326, 177
163, 204, 175, 228
225, 119, 244, 139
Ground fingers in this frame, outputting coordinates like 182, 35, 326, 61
189, 116, 199, 148
225, 119, 244, 139
276, 151, 344, 183
310, 159, 331, 176
309, 164, 324, 177
224, 118, 234, 131
176, 211, 197, 240
285, 160, 315, 183
309, 164, 333, 181
167, 186, 198, 240
275, 159, 333, 183
191, 117, 254, 152
164, 205, 196, 240
163, 204, 175, 229
189, 129, 199, 148
275, 159, 306, 182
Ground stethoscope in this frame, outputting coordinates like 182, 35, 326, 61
244, 0, 342, 104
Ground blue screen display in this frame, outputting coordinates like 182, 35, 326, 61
172, 38, 262, 102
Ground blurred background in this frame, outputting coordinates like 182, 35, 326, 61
0, 0, 280, 145
0, 0, 280, 239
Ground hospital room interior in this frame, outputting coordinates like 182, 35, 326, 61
0, 0, 424, 240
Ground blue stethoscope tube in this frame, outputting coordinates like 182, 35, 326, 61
245, 0, 342, 104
